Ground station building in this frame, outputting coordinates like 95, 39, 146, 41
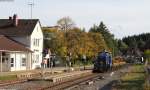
0, 14, 43, 72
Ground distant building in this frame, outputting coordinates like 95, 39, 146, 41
0, 14, 43, 71
43, 25, 62, 31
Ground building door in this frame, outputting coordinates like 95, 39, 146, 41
2, 52, 10, 72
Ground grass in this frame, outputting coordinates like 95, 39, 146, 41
115, 64, 145, 90
0, 75, 17, 81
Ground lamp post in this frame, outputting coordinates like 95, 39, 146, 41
82, 54, 86, 70
50, 54, 53, 74
50, 53, 56, 74
63, 27, 70, 72
66, 52, 71, 72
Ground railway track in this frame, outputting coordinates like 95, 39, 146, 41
0, 73, 102, 90
39, 73, 102, 90
0, 79, 28, 87
0, 72, 111, 90
40, 64, 129, 90
0, 71, 96, 90
0, 64, 129, 90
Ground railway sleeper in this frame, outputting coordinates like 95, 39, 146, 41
17, 73, 41, 79
50, 72, 91, 83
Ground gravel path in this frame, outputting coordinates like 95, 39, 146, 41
65, 65, 130, 90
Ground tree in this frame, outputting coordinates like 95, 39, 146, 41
122, 33, 150, 57
43, 27, 108, 65
57, 16, 75, 31
145, 39, 150, 49
118, 40, 128, 55
89, 21, 118, 56
43, 27, 66, 56
144, 50, 150, 65
138, 39, 145, 51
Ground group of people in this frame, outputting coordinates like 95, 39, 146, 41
41, 49, 88, 69
41, 54, 56, 68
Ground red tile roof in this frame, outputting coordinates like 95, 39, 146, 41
0, 35, 32, 52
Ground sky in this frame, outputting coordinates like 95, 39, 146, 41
0, 0, 150, 39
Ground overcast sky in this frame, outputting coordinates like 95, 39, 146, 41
0, 0, 150, 38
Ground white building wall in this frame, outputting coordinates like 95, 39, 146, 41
10, 53, 27, 71
30, 22, 43, 69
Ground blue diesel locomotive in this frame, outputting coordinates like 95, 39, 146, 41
93, 51, 112, 73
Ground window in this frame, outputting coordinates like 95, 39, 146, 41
36, 39, 40, 46
36, 39, 38, 46
33, 38, 40, 46
32, 55, 35, 63
36, 55, 39, 63
33, 38, 36, 46
22, 58, 26, 66
2, 52, 6, 56
10, 58, 14, 67
6, 58, 8, 60
2, 58, 5, 63
37, 39, 39, 46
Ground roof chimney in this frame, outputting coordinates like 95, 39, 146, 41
13, 14, 18, 26
9, 16, 12, 20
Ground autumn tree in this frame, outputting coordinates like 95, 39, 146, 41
57, 16, 75, 31
43, 27, 66, 57
43, 26, 108, 65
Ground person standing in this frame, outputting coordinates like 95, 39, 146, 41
43, 58, 47, 68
